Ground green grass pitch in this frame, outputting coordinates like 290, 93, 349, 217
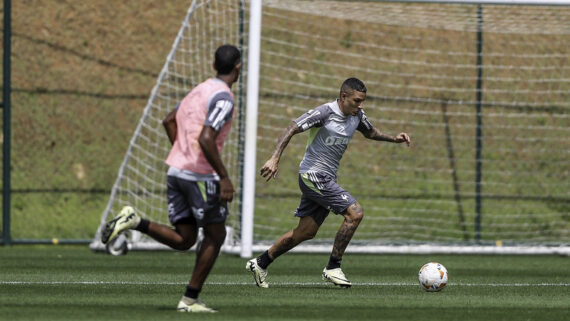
0, 245, 568, 321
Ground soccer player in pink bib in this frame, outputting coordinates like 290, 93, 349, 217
102, 45, 241, 313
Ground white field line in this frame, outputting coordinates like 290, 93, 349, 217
1, 281, 568, 287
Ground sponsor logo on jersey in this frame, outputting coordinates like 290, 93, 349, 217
324, 136, 350, 146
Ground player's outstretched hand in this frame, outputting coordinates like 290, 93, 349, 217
260, 157, 279, 181
219, 177, 235, 202
395, 133, 411, 147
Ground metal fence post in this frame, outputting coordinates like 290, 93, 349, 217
2, 0, 12, 246
474, 4, 484, 244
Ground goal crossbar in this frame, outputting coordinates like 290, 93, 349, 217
362, 0, 570, 6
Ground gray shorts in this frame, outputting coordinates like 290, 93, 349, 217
166, 175, 228, 227
295, 172, 356, 226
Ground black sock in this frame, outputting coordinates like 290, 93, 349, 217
184, 286, 201, 300
134, 219, 150, 233
256, 250, 273, 269
326, 256, 342, 270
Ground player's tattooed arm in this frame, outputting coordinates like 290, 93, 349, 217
260, 121, 302, 181
363, 127, 411, 147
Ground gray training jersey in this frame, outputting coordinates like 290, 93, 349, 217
294, 99, 374, 179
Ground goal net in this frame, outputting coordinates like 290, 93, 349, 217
92, 0, 570, 256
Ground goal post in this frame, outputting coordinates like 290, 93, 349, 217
240, 0, 262, 259
92, 0, 570, 256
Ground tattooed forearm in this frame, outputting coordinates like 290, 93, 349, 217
365, 128, 395, 142
271, 122, 301, 159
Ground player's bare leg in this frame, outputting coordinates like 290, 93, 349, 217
146, 223, 198, 251
102, 207, 197, 251
269, 216, 319, 259
323, 202, 363, 287
177, 223, 226, 313
188, 222, 226, 289
247, 216, 319, 288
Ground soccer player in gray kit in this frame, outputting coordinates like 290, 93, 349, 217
247, 77, 411, 288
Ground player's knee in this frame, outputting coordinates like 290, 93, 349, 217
347, 202, 364, 223
175, 234, 198, 251
353, 210, 364, 223
212, 230, 227, 247
175, 239, 196, 251
301, 229, 317, 241
204, 225, 227, 248
293, 226, 317, 241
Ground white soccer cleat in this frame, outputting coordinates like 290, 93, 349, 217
246, 258, 269, 288
101, 206, 140, 244
322, 267, 352, 288
177, 297, 217, 313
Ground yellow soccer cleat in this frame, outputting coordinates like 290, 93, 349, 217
246, 258, 269, 288
101, 206, 140, 244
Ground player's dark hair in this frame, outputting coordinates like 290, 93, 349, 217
340, 77, 367, 96
214, 45, 241, 75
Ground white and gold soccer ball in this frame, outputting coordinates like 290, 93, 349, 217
418, 262, 448, 292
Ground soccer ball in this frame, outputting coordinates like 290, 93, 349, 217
418, 262, 448, 292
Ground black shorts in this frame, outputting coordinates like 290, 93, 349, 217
166, 175, 228, 227
295, 172, 356, 226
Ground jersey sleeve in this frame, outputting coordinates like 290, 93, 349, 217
204, 91, 235, 131
356, 110, 374, 133
293, 104, 331, 132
